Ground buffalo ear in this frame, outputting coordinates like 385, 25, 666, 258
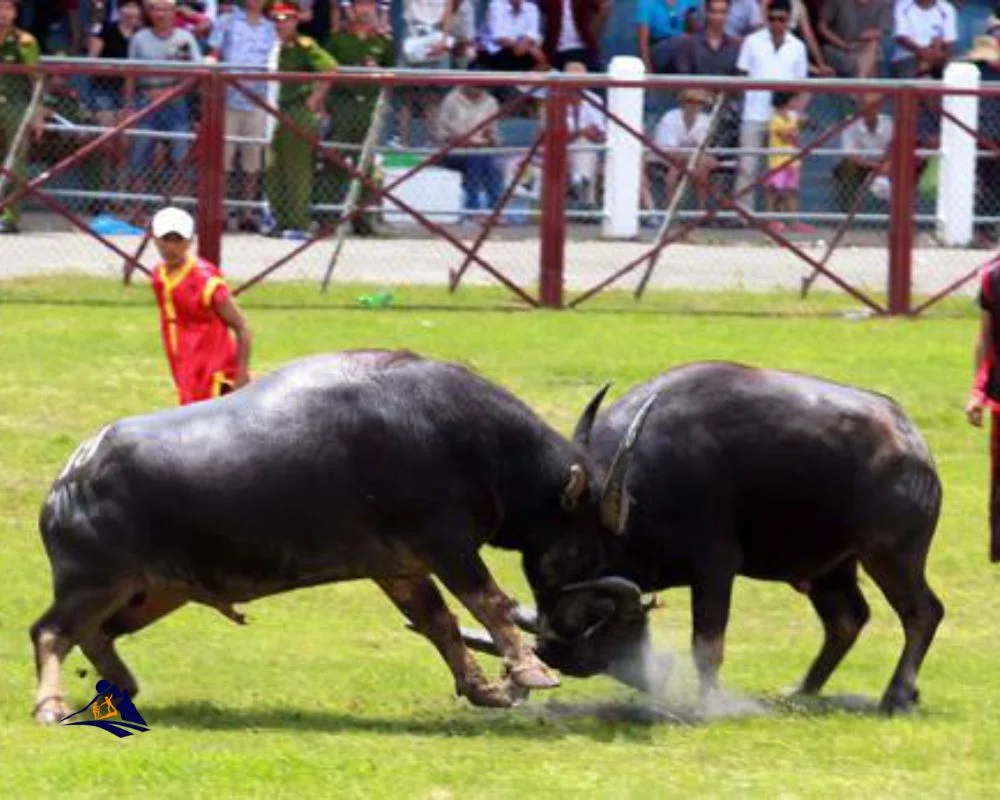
572, 383, 612, 448
561, 463, 588, 511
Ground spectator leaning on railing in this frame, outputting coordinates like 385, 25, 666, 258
0, 0, 39, 234
890, 0, 957, 79
124, 0, 203, 213
87, 0, 142, 211
673, 0, 742, 76
671, 0, 744, 202
734, 0, 808, 215
817, 0, 889, 79
205, 0, 277, 232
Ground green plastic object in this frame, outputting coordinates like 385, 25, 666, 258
380, 153, 421, 170
358, 291, 395, 308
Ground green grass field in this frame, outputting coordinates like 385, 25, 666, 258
1, 277, 997, 798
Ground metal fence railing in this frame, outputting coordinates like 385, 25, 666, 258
1, 58, 999, 314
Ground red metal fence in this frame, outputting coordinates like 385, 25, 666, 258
2, 59, 999, 315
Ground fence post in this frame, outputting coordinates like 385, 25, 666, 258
937, 62, 980, 246
198, 68, 226, 266
888, 86, 918, 316
539, 84, 569, 309
602, 56, 644, 239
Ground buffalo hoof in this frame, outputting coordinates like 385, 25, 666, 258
460, 679, 519, 709
507, 654, 561, 690
34, 695, 69, 725
879, 686, 919, 715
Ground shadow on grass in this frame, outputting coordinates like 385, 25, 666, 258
145, 692, 885, 739
145, 698, 691, 742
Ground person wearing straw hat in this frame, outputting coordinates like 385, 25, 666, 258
150, 206, 253, 405
645, 88, 717, 213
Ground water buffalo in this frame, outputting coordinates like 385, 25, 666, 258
30, 350, 653, 723
497, 362, 945, 714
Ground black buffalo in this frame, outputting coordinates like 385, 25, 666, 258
30, 350, 652, 723
523, 362, 945, 714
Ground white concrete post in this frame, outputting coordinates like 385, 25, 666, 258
937, 62, 980, 246
602, 56, 645, 239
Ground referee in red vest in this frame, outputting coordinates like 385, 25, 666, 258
150, 206, 253, 406
966, 259, 1000, 562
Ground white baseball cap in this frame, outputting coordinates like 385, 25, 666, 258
151, 206, 194, 239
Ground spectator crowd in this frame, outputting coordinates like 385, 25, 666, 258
0, 0, 996, 238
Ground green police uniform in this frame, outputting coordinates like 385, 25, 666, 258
0, 26, 40, 230
314, 30, 395, 228
264, 34, 337, 233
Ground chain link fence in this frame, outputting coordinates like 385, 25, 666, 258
0, 60, 996, 314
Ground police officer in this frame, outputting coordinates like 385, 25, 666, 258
315, 0, 394, 234
0, 0, 39, 234
264, 0, 337, 237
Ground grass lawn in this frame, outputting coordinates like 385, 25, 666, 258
0, 277, 996, 798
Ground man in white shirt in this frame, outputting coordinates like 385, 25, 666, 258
833, 94, 893, 209
647, 89, 717, 210
891, 0, 957, 78
206, 0, 277, 231
436, 85, 505, 217
734, 0, 808, 212
481, 0, 547, 71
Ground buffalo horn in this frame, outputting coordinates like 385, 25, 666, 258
600, 393, 659, 534
572, 382, 613, 448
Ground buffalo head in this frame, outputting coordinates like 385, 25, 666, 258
523, 388, 659, 681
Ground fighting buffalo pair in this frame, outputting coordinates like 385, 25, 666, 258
30, 351, 944, 723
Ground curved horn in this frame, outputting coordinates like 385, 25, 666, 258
572, 382, 612, 448
600, 393, 659, 535
560, 576, 643, 604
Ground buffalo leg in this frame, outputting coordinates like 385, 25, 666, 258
860, 546, 944, 714
690, 570, 736, 702
797, 560, 871, 694
432, 554, 560, 691
30, 581, 134, 724
79, 632, 138, 697
376, 575, 516, 708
